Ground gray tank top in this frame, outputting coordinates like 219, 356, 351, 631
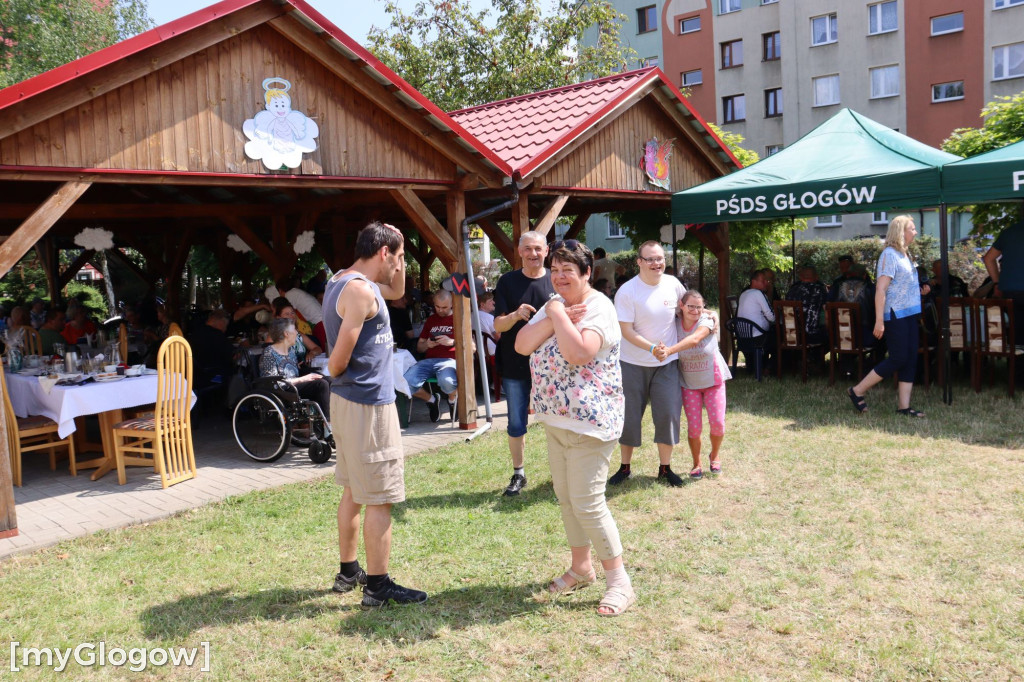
323, 272, 395, 405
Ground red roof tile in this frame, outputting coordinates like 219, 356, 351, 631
450, 67, 741, 179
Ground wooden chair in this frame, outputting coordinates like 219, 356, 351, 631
1, 367, 76, 486
725, 317, 769, 382
16, 325, 42, 355
118, 322, 129, 363
111, 335, 197, 488
482, 332, 501, 401
974, 298, 1021, 397
167, 322, 184, 337
774, 300, 824, 382
941, 297, 978, 390
824, 302, 877, 385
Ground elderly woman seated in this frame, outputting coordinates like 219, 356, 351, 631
259, 317, 331, 420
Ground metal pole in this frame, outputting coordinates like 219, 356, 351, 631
939, 203, 952, 405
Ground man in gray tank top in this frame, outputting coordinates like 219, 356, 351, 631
324, 222, 427, 608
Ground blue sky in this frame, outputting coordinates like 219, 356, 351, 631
146, 0, 494, 46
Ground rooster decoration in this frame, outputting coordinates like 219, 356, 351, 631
641, 137, 674, 191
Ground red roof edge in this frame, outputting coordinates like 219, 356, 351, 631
0, 0, 264, 111
650, 70, 743, 171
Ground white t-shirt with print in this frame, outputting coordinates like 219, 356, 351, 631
614, 275, 685, 367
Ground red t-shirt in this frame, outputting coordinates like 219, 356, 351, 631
419, 314, 456, 359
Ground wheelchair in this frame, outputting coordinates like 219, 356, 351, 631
232, 367, 334, 464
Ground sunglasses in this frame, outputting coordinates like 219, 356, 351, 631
551, 239, 581, 251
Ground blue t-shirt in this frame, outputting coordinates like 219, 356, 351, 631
876, 247, 921, 320
992, 220, 1024, 293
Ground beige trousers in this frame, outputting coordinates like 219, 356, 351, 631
543, 424, 623, 561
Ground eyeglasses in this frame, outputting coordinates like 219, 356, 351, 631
684, 304, 704, 311
551, 239, 580, 251
639, 256, 665, 265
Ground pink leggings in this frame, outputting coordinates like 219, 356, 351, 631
682, 383, 726, 438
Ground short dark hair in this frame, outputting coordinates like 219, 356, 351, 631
207, 308, 230, 323
354, 221, 403, 260
838, 254, 854, 263
478, 292, 494, 305
594, 247, 606, 258
271, 297, 292, 316
268, 317, 295, 343
550, 241, 594, 277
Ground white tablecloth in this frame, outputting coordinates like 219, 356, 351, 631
5, 371, 197, 439
393, 349, 416, 397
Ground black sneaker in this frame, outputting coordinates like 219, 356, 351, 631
608, 465, 631, 485
360, 577, 428, 608
503, 473, 526, 496
332, 568, 367, 594
427, 398, 440, 423
657, 467, 684, 487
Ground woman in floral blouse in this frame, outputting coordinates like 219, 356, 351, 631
515, 240, 634, 617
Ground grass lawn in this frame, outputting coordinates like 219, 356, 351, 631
2, 372, 1023, 680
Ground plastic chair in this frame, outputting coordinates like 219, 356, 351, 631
16, 326, 42, 355
725, 317, 769, 382
974, 298, 1021, 397
1, 368, 76, 486
111, 335, 197, 488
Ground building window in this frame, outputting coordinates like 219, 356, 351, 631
765, 144, 783, 156
812, 75, 840, 106
723, 95, 746, 123
993, 42, 1024, 80
817, 215, 842, 227
721, 40, 743, 68
811, 13, 838, 46
720, 0, 741, 14
644, 56, 660, 68
931, 12, 964, 35
680, 16, 701, 34
932, 81, 965, 102
608, 217, 625, 239
868, 1, 898, 35
995, 0, 1024, 8
682, 69, 703, 86
763, 31, 781, 61
764, 88, 783, 117
872, 212, 888, 225
637, 5, 657, 33
762, 0, 779, 4
870, 65, 899, 98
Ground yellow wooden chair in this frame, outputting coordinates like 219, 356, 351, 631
167, 322, 184, 337
1, 367, 76, 486
16, 325, 42, 355
111, 335, 197, 488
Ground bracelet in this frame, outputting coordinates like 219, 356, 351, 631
649, 344, 657, 354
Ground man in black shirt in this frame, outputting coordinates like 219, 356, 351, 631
492, 232, 555, 496
188, 309, 236, 389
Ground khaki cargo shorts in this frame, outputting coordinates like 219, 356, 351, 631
331, 393, 405, 505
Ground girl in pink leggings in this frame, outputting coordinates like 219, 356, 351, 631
657, 290, 732, 478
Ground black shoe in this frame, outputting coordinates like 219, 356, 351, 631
427, 398, 440, 423
361, 577, 428, 608
608, 465, 631, 485
332, 568, 367, 594
657, 467, 684, 487
503, 473, 526, 496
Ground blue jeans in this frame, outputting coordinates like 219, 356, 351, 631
503, 377, 530, 438
404, 358, 458, 395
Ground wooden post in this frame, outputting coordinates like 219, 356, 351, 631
0, 385, 15, 538
511, 191, 531, 269
447, 189, 477, 430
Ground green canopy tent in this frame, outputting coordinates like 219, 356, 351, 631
672, 108, 964, 403
672, 108, 959, 225
942, 138, 1024, 204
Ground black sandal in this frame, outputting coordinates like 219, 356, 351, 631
847, 387, 867, 413
896, 408, 925, 418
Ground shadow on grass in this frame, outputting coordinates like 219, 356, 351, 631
394, 480, 557, 520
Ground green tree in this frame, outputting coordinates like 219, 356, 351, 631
367, 0, 636, 112
613, 124, 803, 271
0, 0, 151, 88
942, 92, 1024, 236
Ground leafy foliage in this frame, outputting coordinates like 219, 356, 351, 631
612, 124, 804, 271
367, 0, 636, 112
942, 92, 1024, 236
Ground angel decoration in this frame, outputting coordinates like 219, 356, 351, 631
243, 77, 319, 170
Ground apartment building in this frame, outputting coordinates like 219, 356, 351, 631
588, 0, 1024, 241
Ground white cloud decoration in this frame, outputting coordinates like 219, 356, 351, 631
226, 234, 252, 253
74, 227, 114, 251
294, 230, 315, 255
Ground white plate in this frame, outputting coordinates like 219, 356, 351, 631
94, 374, 125, 382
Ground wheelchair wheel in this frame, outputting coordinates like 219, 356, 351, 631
233, 392, 292, 462
308, 439, 331, 464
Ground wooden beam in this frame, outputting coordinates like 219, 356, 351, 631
107, 247, 155, 287
0, 181, 91, 278
0, 201, 331, 221
510, 192, 531, 269
473, 214, 514, 265
447, 189, 477, 429
649, 88, 734, 177
267, 16, 504, 188
0, 3, 290, 141
221, 216, 285, 279
564, 213, 591, 241
389, 189, 458, 269
531, 195, 569, 237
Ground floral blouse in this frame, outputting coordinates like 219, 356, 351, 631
260, 344, 300, 379
527, 292, 624, 442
